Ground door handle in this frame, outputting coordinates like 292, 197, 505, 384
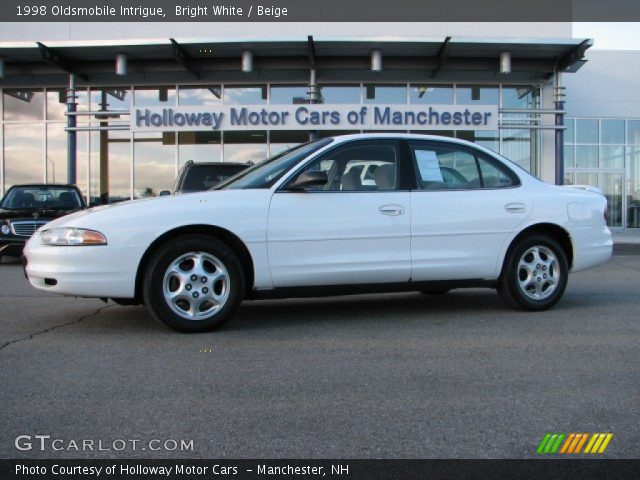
505, 202, 527, 213
379, 204, 405, 216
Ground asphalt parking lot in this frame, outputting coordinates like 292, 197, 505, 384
1, 250, 639, 459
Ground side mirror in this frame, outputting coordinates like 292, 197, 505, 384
159, 190, 171, 196
289, 170, 328, 191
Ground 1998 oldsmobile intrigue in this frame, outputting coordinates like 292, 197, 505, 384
24, 134, 612, 332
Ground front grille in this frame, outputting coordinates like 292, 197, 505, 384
10, 220, 48, 237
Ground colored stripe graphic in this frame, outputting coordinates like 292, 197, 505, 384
537, 433, 565, 454
538, 433, 612, 454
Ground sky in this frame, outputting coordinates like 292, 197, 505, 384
573, 22, 640, 50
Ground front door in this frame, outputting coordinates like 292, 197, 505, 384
267, 140, 411, 287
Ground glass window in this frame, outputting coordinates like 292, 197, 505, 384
410, 141, 517, 191
4, 123, 43, 187
564, 171, 574, 186
628, 146, 640, 227
627, 120, 640, 145
576, 172, 598, 187
46, 124, 68, 184
91, 88, 131, 112
178, 131, 221, 167
457, 130, 499, 154
565, 119, 575, 144
455, 85, 498, 105
601, 119, 625, 144
564, 145, 574, 169
134, 86, 175, 106
298, 142, 399, 191
576, 119, 598, 144
223, 131, 267, 163
502, 86, 540, 109
3, 89, 44, 121
601, 172, 623, 227
90, 129, 131, 204
478, 155, 518, 188
134, 132, 175, 198
600, 145, 624, 169
575, 145, 599, 168
224, 85, 267, 105
178, 85, 222, 105
270, 85, 308, 104
364, 85, 406, 104
270, 130, 308, 155
500, 123, 536, 172
411, 144, 479, 190
318, 85, 360, 104
409, 85, 453, 104
47, 88, 89, 121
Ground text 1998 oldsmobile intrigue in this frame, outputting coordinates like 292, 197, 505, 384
24, 134, 612, 332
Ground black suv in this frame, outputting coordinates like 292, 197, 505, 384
166, 161, 250, 195
0, 184, 86, 259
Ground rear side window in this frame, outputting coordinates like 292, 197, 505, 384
409, 142, 519, 190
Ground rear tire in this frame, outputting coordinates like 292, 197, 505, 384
498, 234, 568, 311
143, 234, 244, 332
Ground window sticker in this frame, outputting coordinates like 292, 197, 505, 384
415, 150, 443, 182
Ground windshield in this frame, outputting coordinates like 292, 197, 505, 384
1, 186, 83, 210
218, 139, 333, 190
181, 164, 248, 192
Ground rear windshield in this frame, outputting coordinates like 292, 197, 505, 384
180, 164, 248, 192
1, 186, 83, 210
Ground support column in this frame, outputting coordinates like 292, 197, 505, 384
99, 90, 109, 204
308, 68, 319, 141
66, 74, 77, 184
554, 72, 565, 186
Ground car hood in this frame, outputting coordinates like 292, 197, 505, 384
40, 189, 273, 246
0, 207, 83, 220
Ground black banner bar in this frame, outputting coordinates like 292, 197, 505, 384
1, 0, 640, 22
2, 460, 640, 480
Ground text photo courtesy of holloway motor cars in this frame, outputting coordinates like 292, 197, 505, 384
1, 2, 640, 479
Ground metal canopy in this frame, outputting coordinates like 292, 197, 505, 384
0, 36, 592, 85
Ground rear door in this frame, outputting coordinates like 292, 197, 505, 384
408, 140, 532, 280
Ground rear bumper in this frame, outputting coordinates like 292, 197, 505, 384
571, 225, 613, 272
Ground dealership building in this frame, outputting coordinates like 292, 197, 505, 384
0, 22, 638, 228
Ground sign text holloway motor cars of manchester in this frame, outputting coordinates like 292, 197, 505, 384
131, 104, 498, 132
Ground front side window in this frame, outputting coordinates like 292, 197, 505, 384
290, 141, 400, 192
410, 142, 518, 190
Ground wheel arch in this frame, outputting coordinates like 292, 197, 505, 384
501, 223, 574, 277
134, 224, 255, 302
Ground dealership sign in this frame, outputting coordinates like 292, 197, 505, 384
130, 104, 497, 132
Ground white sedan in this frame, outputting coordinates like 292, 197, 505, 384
24, 134, 612, 332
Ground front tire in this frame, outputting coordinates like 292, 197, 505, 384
498, 234, 568, 311
143, 234, 244, 332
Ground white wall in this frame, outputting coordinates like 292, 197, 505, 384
564, 50, 640, 118
0, 22, 571, 43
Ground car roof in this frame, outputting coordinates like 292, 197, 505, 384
328, 133, 484, 149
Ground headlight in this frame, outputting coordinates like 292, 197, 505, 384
40, 227, 107, 246
1, 224, 9, 235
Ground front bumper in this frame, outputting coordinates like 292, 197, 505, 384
24, 235, 145, 298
